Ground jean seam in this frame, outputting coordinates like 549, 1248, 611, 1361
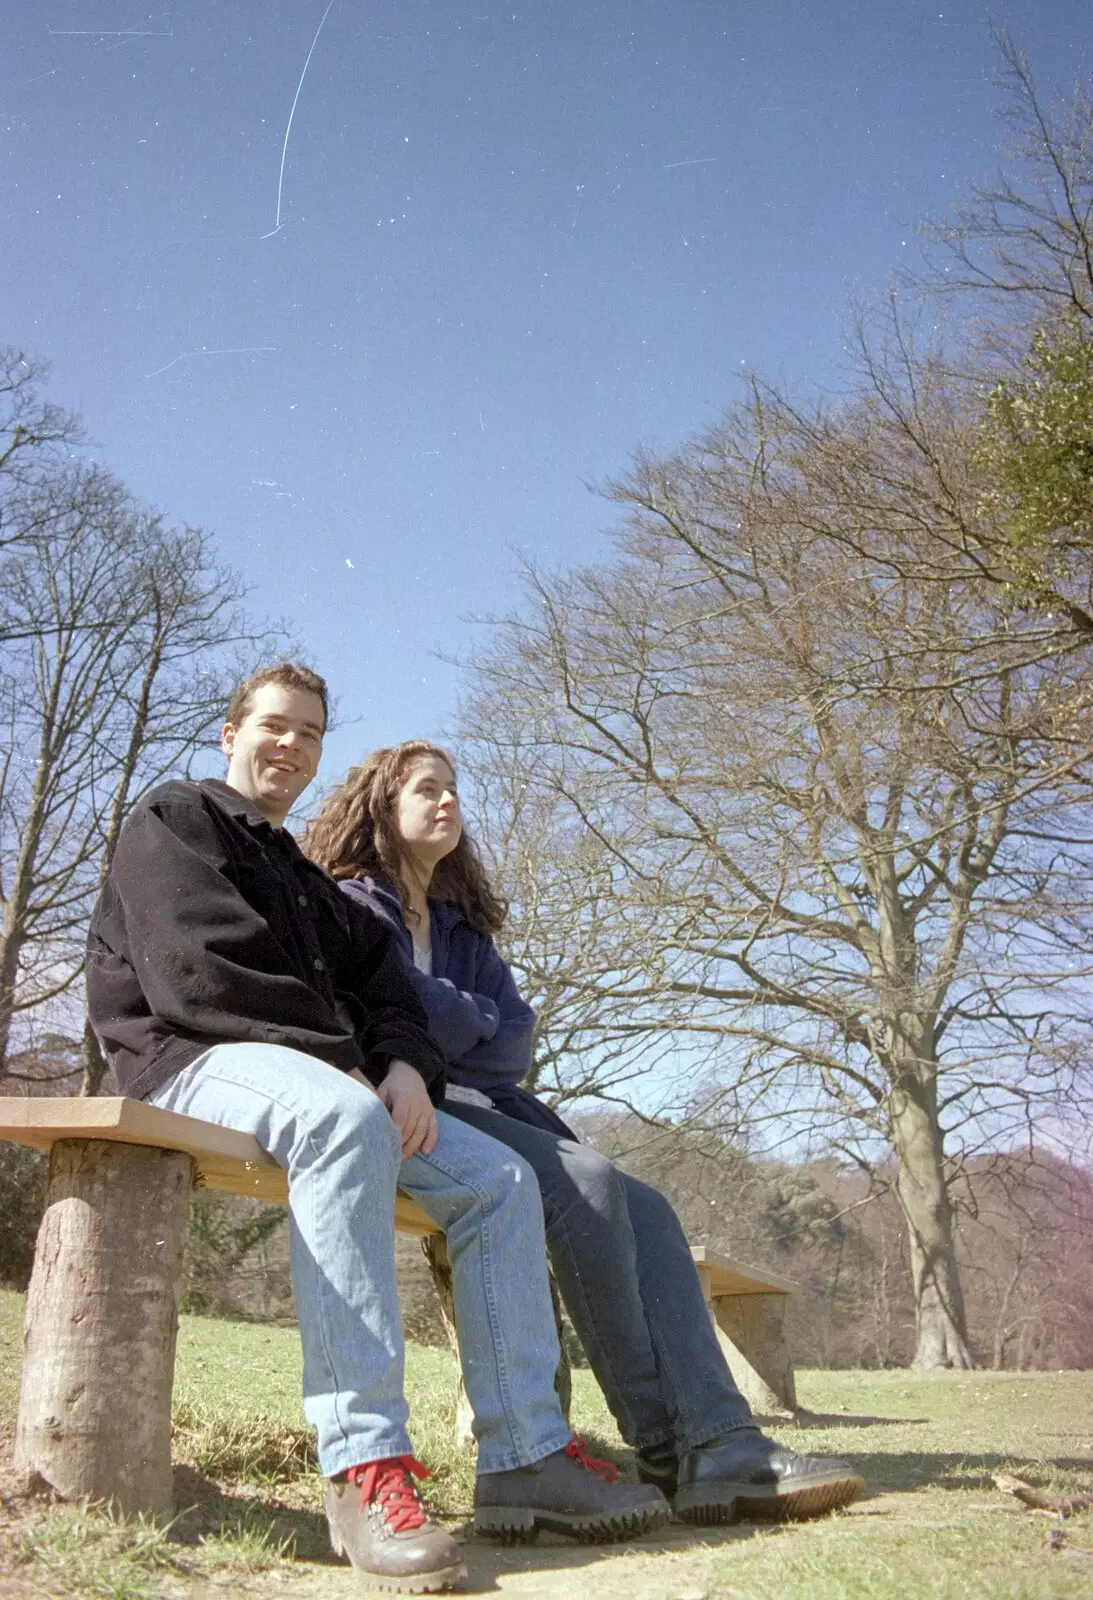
476, 1422, 575, 1476
408, 1148, 531, 1462
321, 1432, 420, 1478
639, 1276, 751, 1450
304, 1130, 351, 1454
478, 1167, 517, 1450
544, 1202, 648, 1445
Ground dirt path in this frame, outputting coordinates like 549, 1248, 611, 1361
320, 1524, 741, 1597
180, 1523, 766, 1600
1, 1507, 843, 1600
179, 1502, 898, 1600
0, 1439, 778, 1600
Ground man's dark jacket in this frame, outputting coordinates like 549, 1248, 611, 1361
87, 778, 446, 1102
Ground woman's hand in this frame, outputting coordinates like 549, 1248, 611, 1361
378, 1059, 439, 1158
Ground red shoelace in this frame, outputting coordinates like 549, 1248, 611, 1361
564, 1435, 618, 1482
347, 1455, 431, 1533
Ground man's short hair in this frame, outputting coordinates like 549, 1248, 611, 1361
225, 662, 330, 733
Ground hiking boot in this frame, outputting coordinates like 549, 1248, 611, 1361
474, 1435, 670, 1544
325, 1455, 467, 1592
673, 1428, 864, 1525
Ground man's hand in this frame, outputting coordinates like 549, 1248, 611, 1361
377, 1059, 438, 1159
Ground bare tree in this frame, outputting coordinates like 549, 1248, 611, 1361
465, 756, 706, 1110
458, 376, 1093, 1369
453, 41, 1093, 1367
886, 33, 1093, 627
955, 1151, 1093, 1371
0, 460, 278, 1085
0, 349, 83, 512
770, 306, 1093, 641
924, 29, 1093, 327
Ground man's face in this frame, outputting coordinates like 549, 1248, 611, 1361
221, 682, 325, 824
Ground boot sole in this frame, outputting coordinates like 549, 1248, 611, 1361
328, 1523, 468, 1591
675, 1471, 864, 1526
474, 1500, 669, 1545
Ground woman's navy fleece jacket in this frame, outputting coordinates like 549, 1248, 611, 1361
339, 876, 576, 1137
339, 875, 533, 1088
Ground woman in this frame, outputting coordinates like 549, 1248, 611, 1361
304, 741, 863, 1524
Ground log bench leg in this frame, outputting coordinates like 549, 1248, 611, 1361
14, 1139, 193, 1518
692, 1264, 797, 1417
710, 1292, 797, 1416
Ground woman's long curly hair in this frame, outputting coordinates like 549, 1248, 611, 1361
302, 740, 508, 935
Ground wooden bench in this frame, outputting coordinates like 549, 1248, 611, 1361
0, 1096, 797, 1518
691, 1246, 797, 1416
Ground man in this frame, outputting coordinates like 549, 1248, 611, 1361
86, 662, 666, 1594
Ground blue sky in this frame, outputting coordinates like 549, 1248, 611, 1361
3, 1, 1091, 786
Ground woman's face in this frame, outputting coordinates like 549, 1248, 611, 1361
395, 754, 462, 869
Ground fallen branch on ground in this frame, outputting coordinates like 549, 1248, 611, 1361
993, 1474, 1093, 1517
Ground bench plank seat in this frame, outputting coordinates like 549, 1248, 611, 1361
0, 1095, 437, 1236
690, 1244, 796, 1299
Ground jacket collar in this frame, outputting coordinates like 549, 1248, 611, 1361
361, 872, 402, 910
362, 873, 466, 935
430, 897, 466, 934
199, 777, 288, 837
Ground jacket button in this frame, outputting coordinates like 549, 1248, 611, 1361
298, 893, 308, 907
313, 958, 324, 972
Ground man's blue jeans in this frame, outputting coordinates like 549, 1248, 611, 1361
442, 1102, 754, 1453
148, 1044, 571, 1477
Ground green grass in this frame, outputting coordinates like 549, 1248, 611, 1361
13, 1504, 192, 1599
0, 1286, 22, 1422
696, 1369, 1093, 1600
2, 1289, 1092, 1598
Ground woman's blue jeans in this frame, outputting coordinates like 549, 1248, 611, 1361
442, 1101, 754, 1454
148, 1044, 571, 1477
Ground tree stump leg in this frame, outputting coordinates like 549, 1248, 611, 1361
546, 1270, 573, 1424
421, 1234, 476, 1448
692, 1264, 796, 1416
710, 1292, 797, 1416
14, 1139, 193, 1518
422, 1235, 571, 1450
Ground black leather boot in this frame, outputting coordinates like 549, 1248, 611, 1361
673, 1427, 864, 1524
634, 1439, 680, 1498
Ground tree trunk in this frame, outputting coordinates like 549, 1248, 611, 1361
0, 639, 68, 1072
79, 1021, 112, 1097
14, 1140, 193, 1517
991, 1257, 1024, 1370
888, 1073, 973, 1368
0, 891, 28, 1072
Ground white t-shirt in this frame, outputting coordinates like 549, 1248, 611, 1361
413, 942, 493, 1109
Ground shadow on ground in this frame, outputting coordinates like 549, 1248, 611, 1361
456, 1519, 782, 1595
830, 1451, 1093, 1495
784, 1408, 929, 1429
172, 1464, 332, 1561
171, 1463, 781, 1594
